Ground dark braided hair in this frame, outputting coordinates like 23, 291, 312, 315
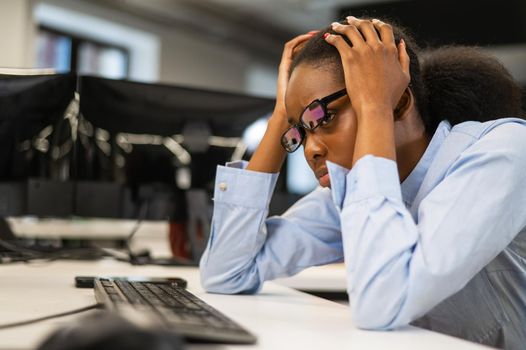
290, 19, 524, 134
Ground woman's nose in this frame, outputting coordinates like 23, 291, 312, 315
303, 132, 326, 162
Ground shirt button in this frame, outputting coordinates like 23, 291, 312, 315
218, 182, 228, 191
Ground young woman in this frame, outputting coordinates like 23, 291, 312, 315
200, 17, 526, 349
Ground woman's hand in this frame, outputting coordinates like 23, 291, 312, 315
324, 17, 410, 165
274, 32, 318, 117
247, 31, 317, 173
325, 17, 410, 117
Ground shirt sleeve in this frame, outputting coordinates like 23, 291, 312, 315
199, 162, 343, 294
330, 123, 526, 330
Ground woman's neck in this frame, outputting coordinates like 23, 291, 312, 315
396, 128, 431, 183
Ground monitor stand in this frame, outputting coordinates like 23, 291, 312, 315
0, 217, 15, 241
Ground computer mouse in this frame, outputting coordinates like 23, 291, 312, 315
37, 312, 185, 350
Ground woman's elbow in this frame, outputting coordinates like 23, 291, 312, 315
200, 273, 238, 294
350, 294, 409, 330
200, 262, 262, 295
352, 307, 393, 330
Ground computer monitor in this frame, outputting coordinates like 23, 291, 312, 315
0, 73, 76, 217
1, 74, 313, 248
77, 76, 276, 220
0, 73, 76, 177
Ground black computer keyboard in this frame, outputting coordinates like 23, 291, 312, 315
94, 277, 257, 344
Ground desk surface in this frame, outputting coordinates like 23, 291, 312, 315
0, 259, 491, 350
275, 263, 347, 292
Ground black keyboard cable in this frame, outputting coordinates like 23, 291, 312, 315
0, 304, 100, 330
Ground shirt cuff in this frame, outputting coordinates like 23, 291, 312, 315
213, 162, 280, 209
225, 160, 249, 169
327, 155, 402, 209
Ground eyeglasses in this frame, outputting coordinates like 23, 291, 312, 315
280, 89, 347, 153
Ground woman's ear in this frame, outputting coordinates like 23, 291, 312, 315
394, 88, 413, 120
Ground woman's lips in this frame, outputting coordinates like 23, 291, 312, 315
318, 172, 330, 187
315, 166, 330, 187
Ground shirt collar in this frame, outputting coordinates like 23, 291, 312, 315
401, 120, 451, 206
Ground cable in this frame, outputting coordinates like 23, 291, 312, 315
123, 200, 149, 265
126, 200, 149, 247
0, 238, 107, 264
0, 304, 100, 330
0, 238, 41, 258
84, 201, 150, 266
120, 201, 194, 266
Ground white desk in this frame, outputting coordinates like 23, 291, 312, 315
275, 263, 347, 293
0, 259, 491, 350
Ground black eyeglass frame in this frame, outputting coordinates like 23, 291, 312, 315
280, 88, 347, 153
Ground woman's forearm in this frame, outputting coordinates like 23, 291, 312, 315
246, 109, 289, 174
352, 106, 396, 166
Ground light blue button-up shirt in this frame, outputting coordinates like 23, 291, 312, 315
200, 118, 526, 349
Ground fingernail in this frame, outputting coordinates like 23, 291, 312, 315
331, 22, 340, 27
307, 30, 318, 34
400, 38, 405, 46
323, 33, 330, 39
347, 16, 356, 20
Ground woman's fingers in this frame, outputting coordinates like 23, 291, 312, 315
398, 39, 410, 76
329, 18, 406, 75
323, 32, 353, 58
324, 17, 411, 112
346, 16, 380, 44
330, 22, 364, 47
282, 32, 316, 61
330, 17, 398, 49
371, 19, 395, 46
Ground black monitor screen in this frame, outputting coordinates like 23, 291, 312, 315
76, 76, 275, 219
0, 74, 76, 180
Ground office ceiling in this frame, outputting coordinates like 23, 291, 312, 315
88, 0, 397, 33
83, 0, 398, 62
82, 0, 526, 68
181, 0, 397, 34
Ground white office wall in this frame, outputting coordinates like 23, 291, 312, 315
156, 19, 276, 94
0, 0, 36, 68
34, 0, 277, 95
158, 31, 249, 93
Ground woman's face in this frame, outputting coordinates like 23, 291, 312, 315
285, 63, 357, 188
